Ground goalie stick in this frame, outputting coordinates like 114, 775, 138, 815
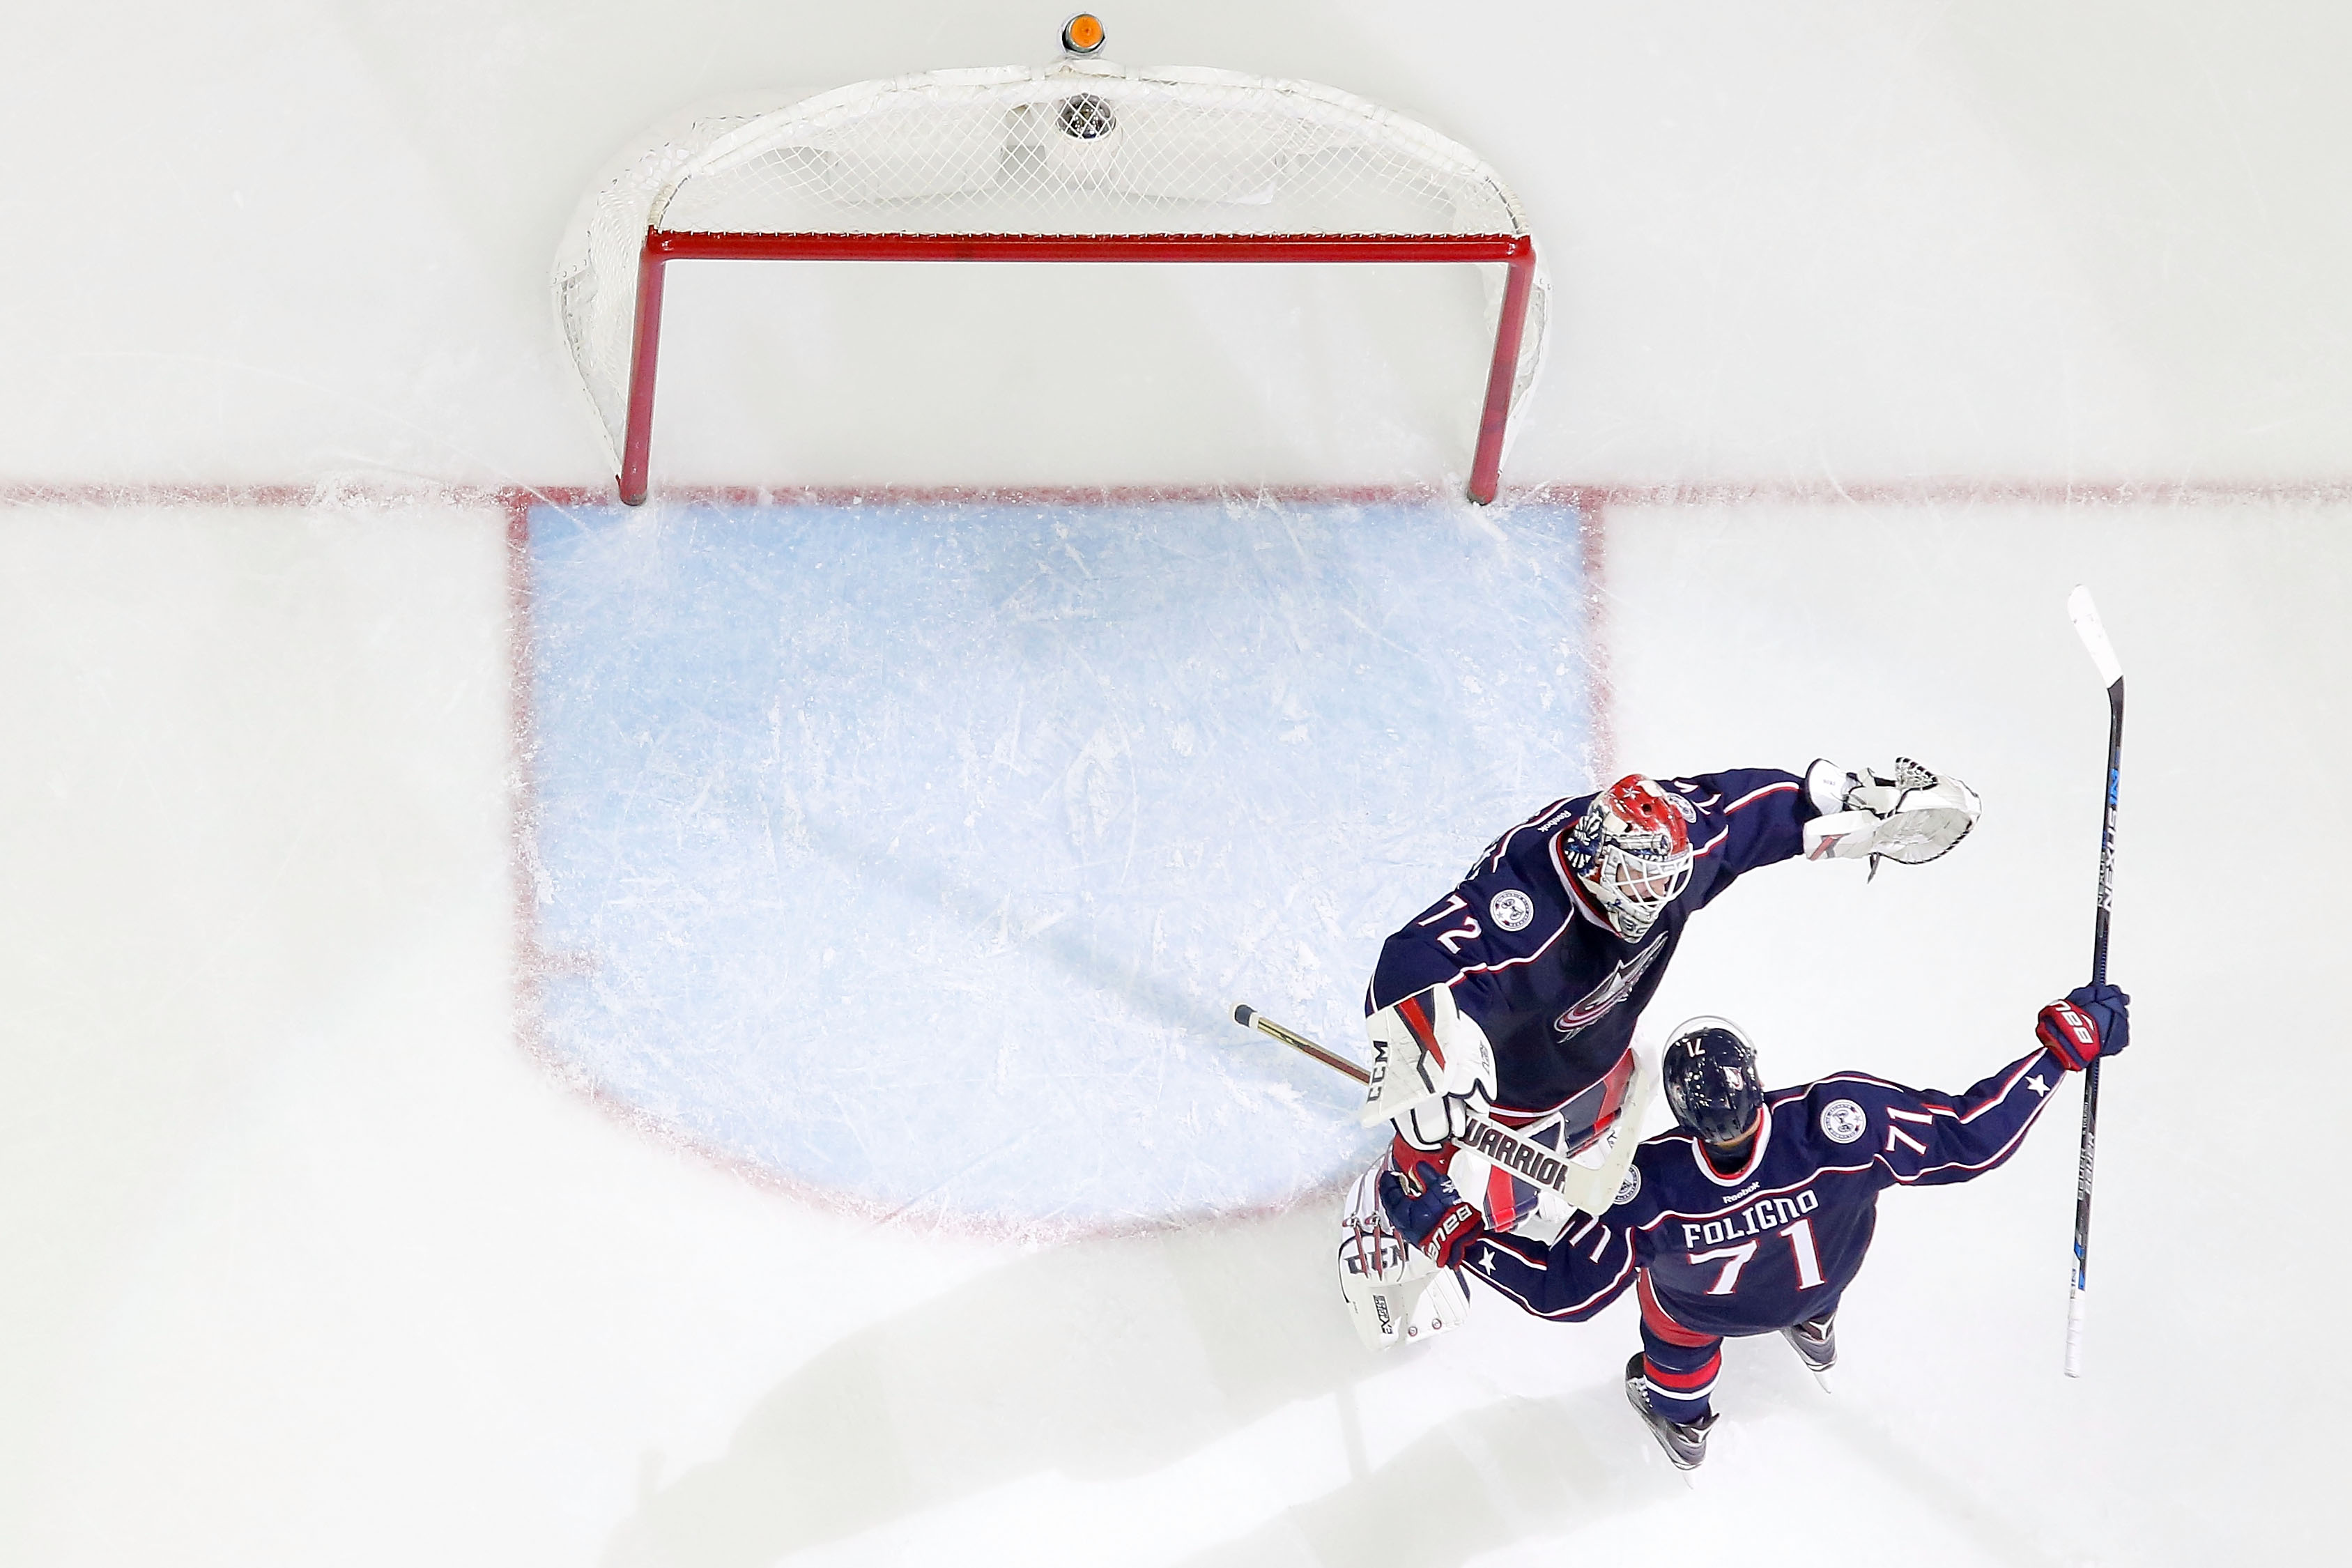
2065, 585, 2125, 1379
1231, 1004, 1369, 1084
1231, 1003, 1651, 1216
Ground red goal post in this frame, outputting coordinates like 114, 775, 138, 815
555, 61, 1550, 505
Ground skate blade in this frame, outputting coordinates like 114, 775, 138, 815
1808, 1367, 1834, 1394
1637, 1439, 1705, 1487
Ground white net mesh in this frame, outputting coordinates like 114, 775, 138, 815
555, 60, 1550, 473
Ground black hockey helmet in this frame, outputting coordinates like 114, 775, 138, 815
1661, 1017, 1765, 1146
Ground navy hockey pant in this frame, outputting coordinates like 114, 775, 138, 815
1636, 1272, 1846, 1422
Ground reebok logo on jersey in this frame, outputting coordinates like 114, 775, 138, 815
1553, 939, 1667, 1038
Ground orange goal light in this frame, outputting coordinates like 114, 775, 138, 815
1061, 13, 1106, 54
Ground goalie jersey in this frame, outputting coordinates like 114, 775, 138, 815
1459, 1045, 2069, 1338
1367, 767, 1819, 1126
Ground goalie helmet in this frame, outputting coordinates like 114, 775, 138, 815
1561, 776, 1694, 943
1661, 1017, 1765, 1147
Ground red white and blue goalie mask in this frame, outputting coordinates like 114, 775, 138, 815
1562, 776, 1694, 943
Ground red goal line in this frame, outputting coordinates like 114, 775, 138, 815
6, 477, 2347, 518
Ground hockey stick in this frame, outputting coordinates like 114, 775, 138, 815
1232, 1004, 1370, 1084
1231, 1003, 1652, 1214
2065, 585, 2124, 1378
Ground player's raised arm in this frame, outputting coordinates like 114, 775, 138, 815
1858, 984, 2130, 1188
1652, 756, 1981, 905
1652, 767, 1812, 894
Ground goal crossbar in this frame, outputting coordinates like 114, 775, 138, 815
560, 60, 1551, 505
619, 230, 1540, 507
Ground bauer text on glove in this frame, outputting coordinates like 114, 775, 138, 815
2036, 983, 2130, 1071
1378, 1165, 1486, 1270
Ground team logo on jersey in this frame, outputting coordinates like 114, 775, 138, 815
1489, 889, 1534, 932
1820, 1099, 1867, 1144
1612, 1165, 1641, 1206
1552, 938, 1667, 1038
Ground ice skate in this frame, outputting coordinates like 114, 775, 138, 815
1624, 1353, 1718, 1472
1781, 1312, 1836, 1390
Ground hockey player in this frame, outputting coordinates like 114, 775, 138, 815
1359, 760, 1981, 1228
1380, 983, 2131, 1469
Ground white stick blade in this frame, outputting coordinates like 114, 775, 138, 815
2068, 585, 2123, 688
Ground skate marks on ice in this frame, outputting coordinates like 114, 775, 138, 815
1624, 1334, 2089, 1566
521, 497, 1594, 1229
1167, 1387, 1635, 1568
596, 1205, 1642, 1568
1163, 1339, 2091, 1568
597, 1213, 2087, 1568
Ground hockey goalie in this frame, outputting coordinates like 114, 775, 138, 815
1338, 758, 1981, 1348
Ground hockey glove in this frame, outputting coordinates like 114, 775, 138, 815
1801, 758, 1981, 867
1361, 983, 1498, 1130
2036, 983, 2130, 1071
1388, 1116, 1461, 1194
1378, 1164, 1486, 1270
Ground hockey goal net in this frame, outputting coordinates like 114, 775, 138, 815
555, 58, 1549, 505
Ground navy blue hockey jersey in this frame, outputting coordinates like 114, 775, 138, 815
1368, 768, 1816, 1121
1462, 1045, 2069, 1337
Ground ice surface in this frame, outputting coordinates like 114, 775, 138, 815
525, 497, 1594, 1226
6, 5, 2351, 1567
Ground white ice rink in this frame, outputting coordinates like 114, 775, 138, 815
4, 4, 2350, 1565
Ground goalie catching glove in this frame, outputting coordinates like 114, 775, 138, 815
1803, 757, 1981, 868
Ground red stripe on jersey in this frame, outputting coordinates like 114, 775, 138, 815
1486, 1165, 1520, 1231
1638, 1271, 1718, 1348
1593, 1050, 1634, 1132
1397, 992, 1445, 1070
